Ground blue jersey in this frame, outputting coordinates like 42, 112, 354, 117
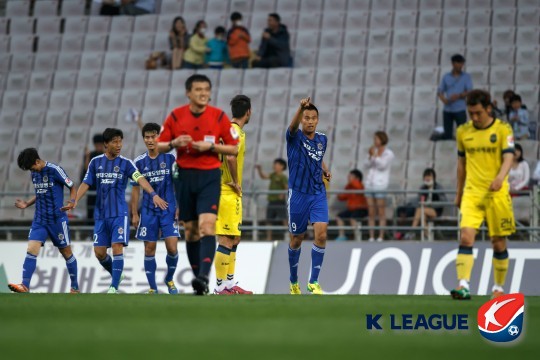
132, 152, 176, 215
31, 162, 74, 224
286, 128, 327, 195
83, 154, 141, 220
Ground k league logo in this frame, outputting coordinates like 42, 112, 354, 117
477, 293, 524, 343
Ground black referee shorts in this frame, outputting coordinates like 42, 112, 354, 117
174, 168, 221, 222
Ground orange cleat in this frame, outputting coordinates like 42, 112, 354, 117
230, 284, 253, 295
491, 290, 504, 299
8, 283, 29, 293
70, 288, 80, 294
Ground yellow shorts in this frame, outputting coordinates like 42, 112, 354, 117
460, 191, 515, 237
216, 192, 242, 236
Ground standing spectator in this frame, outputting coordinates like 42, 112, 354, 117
256, 159, 288, 241
252, 13, 291, 69
206, 26, 229, 70
364, 131, 394, 242
227, 12, 251, 69
502, 89, 516, 121
438, 54, 473, 140
508, 95, 530, 140
509, 143, 530, 196
335, 169, 368, 241
169, 17, 190, 70
183, 20, 209, 70
80, 134, 104, 220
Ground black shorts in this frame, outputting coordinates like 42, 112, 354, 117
175, 168, 221, 222
338, 209, 368, 219
266, 200, 287, 221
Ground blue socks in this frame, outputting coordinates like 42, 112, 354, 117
165, 252, 178, 282
309, 244, 325, 284
199, 235, 216, 278
22, 252, 37, 288
144, 256, 157, 290
111, 254, 124, 289
288, 246, 301, 283
65, 255, 79, 289
99, 254, 113, 274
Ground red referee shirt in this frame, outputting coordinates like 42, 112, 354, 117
159, 104, 239, 170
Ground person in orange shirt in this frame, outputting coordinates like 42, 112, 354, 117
335, 169, 368, 241
227, 12, 251, 69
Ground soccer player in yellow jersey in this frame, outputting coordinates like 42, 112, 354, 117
452, 89, 515, 300
214, 95, 253, 294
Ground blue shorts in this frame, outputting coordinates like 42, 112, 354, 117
93, 216, 129, 248
136, 211, 179, 241
29, 218, 71, 248
287, 189, 329, 235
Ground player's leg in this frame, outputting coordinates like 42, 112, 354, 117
161, 212, 180, 294
93, 220, 113, 275
307, 192, 329, 295
366, 196, 376, 241
195, 212, 217, 292
58, 246, 79, 293
375, 197, 386, 241
144, 241, 158, 293
50, 219, 79, 293
215, 235, 235, 294
227, 236, 252, 294
109, 216, 129, 292
184, 220, 201, 277
8, 233, 42, 293
288, 190, 309, 294
491, 237, 509, 298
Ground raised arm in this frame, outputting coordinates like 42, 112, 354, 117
289, 97, 311, 134
255, 164, 270, 179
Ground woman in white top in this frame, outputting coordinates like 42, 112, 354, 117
508, 143, 530, 195
364, 131, 395, 242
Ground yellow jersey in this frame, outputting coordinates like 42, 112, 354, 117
221, 123, 245, 193
457, 118, 514, 194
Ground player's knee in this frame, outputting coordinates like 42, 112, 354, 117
198, 222, 215, 237
290, 235, 303, 248
94, 248, 107, 260
459, 231, 475, 246
59, 246, 73, 259
491, 237, 507, 252
144, 243, 157, 257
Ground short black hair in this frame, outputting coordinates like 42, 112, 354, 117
103, 128, 124, 143
466, 89, 492, 109
215, 26, 226, 35
451, 54, 465, 63
17, 148, 40, 171
303, 103, 319, 116
510, 94, 522, 104
141, 123, 161, 138
514, 143, 524, 162
350, 169, 363, 181
93, 134, 104, 144
230, 12, 242, 22
423, 168, 437, 181
230, 95, 251, 119
269, 13, 281, 23
185, 74, 212, 91
274, 158, 287, 171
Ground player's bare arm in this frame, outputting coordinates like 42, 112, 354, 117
130, 184, 141, 227
136, 176, 168, 210
226, 154, 242, 196
61, 185, 78, 212
322, 161, 331, 181
490, 153, 514, 192
289, 97, 311, 133
14, 196, 36, 209
456, 157, 466, 208
191, 141, 239, 156
67, 182, 90, 211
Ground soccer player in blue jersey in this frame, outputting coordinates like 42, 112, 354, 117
286, 97, 331, 295
130, 123, 179, 294
72, 128, 168, 294
8, 148, 79, 293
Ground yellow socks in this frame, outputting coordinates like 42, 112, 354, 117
493, 249, 509, 288
456, 246, 474, 285
227, 245, 237, 288
214, 245, 231, 291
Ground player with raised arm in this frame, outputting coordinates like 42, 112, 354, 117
131, 123, 179, 294
452, 89, 515, 300
8, 148, 80, 293
214, 95, 252, 295
286, 97, 331, 295
156, 74, 239, 295
72, 128, 168, 294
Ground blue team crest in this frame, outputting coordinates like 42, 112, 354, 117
160, 162, 166, 169
114, 166, 120, 173
43, 176, 48, 183
317, 143, 323, 150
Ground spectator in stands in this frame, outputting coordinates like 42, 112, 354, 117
509, 94, 530, 140
99, 0, 155, 16
169, 17, 190, 70
206, 26, 229, 70
532, 159, 540, 185
437, 54, 473, 140
509, 143, 530, 196
227, 12, 251, 69
364, 131, 394, 242
256, 159, 288, 241
404, 168, 446, 240
335, 169, 368, 241
80, 134, 104, 220
183, 20, 209, 70
501, 89, 516, 121
252, 13, 291, 68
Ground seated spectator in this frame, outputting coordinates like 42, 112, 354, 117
404, 168, 446, 240
227, 12, 251, 69
206, 26, 228, 69
508, 94, 530, 140
120, 0, 155, 15
256, 159, 288, 241
183, 20, 209, 70
509, 143, 530, 196
335, 170, 368, 241
252, 13, 291, 68
169, 17, 190, 70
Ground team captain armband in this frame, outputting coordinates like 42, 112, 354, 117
132, 171, 144, 182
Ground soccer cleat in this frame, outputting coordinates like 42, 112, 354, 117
213, 288, 234, 295
192, 276, 209, 296
107, 286, 118, 294
165, 280, 178, 295
290, 282, 302, 295
70, 287, 80, 294
8, 283, 29, 293
229, 283, 253, 295
491, 290, 504, 299
306, 282, 323, 295
146, 289, 158, 294
120, 273, 125, 284
450, 286, 471, 300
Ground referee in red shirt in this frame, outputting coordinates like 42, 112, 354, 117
158, 74, 239, 295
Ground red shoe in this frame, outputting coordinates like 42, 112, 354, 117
8, 283, 29, 293
230, 284, 253, 295
70, 288, 80, 294
213, 288, 234, 295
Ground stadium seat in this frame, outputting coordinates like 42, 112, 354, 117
371, 10, 394, 29
119, 89, 145, 109
31, 72, 54, 91
395, 0, 418, 10
467, 9, 491, 28
9, 35, 35, 53
388, 86, 413, 106
465, 46, 490, 66
97, 89, 121, 109
394, 10, 418, 29
49, 90, 73, 109
0, 110, 22, 129
65, 126, 89, 146
10, 53, 33, 73
72, 90, 97, 110
315, 68, 340, 88
61, 34, 84, 53
417, 29, 441, 48
466, 65, 489, 85
61, 0, 86, 16
41, 126, 65, 147
413, 86, 437, 105
365, 67, 389, 86
468, 0, 491, 9
341, 48, 367, 67
37, 34, 62, 53
131, 33, 155, 51
6, 72, 30, 91
321, 11, 345, 30
0, 35, 8, 54
80, 51, 104, 71
320, 30, 343, 49
9, 18, 34, 35
491, 26, 516, 45
53, 71, 78, 90
391, 47, 415, 67
338, 86, 363, 106
33, 0, 58, 17
517, 27, 540, 47
340, 67, 364, 87
393, 29, 417, 49
514, 85, 539, 106
69, 108, 93, 127
6, 0, 30, 16
2, 90, 26, 111
314, 87, 338, 106
17, 127, 42, 146
77, 70, 101, 91
516, 46, 540, 65
92, 108, 116, 128
515, 65, 540, 85
241, 87, 265, 110
64, 16, 89, 34
466, 27, 490, 47
517, 7, 540, 27
127, 51, 150, 70
144, 89, 169, 109
441, 46, 465, 66
291, 68, 315, 87
490, 46, 515, 65
45, 109, 69, 127
408, 141, 434, 165
216, 87, 242, 110
242, 69, 267, 88
87, 17, 111, 34
414, 66, 439, 86
133, 15, 157, 33
25, 90, 49, 110
418, 10, 442, 28
489, 65, 514, 86
124, 70, 148, 90
441, 28, 465, 48
492, 8, 516, 27
83, 34, 108, 53
368, 29, 392, 48
98, 70, 123, 90
345, 11, 369, 30
366, 48, 390, 67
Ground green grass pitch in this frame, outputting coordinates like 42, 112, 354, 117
0, 294, 538, 360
